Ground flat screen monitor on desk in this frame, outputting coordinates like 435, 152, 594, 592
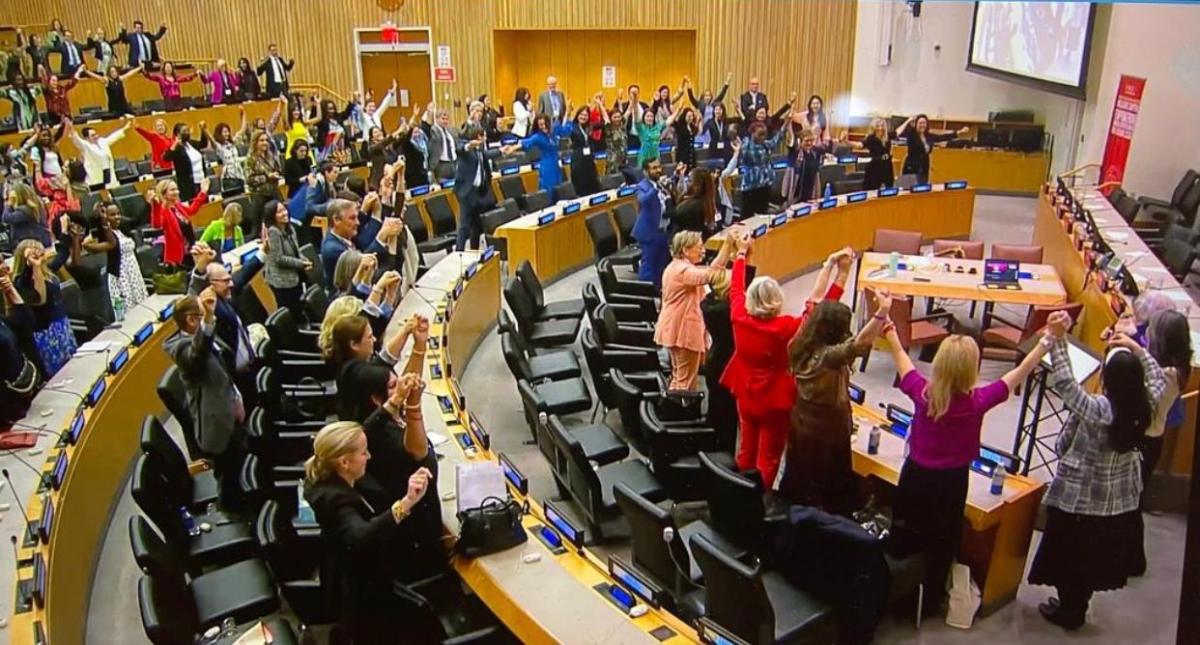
983, 259, 1020, 288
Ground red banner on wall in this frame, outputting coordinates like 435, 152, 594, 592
1099, 75, 1146, 193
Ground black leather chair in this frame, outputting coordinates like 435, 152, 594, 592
156, 366, 203, 461
131, 515, 292, 644
499, 175, 526, 205
698, 452, 784, 555
404, 201, 454, 255
245, 407, 323, 467
523, 189, 552, 213
554, 181, 578, 201
612, 203, 637, 247
255, 500, 332, 627
140, 417, 219, 510
639, 401, 732, 502
546, 413, 666, 540
690, 532, 837, 644
425, 193, 459, 240
585, 211, 640, 269
582, 282, 655, 324
297, 244, 324, 290
593, 303, 656, 348
500, 332, 582, 382
131, 455, 259, 571
513, 378, 592, 435
516, 389, 624, 483
503, 279, 580, 348
516, 260, 585, 321
599, 173, 624, 191
580, 328, 661, 412
300, 283, 329, 326
254, 367, 339, 423
598, 257, 658, 299
265, 308, 323, 355
481, 207, 517, 260
1137, 169, 1198, 223
612, 483, 709, 619
1143, 179, 1200, 228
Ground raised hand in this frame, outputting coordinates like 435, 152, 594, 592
872, 288, 893, 314
404, 467, 432, 505
1046, 310, 1071, 337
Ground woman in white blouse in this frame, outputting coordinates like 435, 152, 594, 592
65, 118, 130, 188
511, 87, 533, 138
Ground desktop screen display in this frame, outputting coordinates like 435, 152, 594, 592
38, 496, 53, 544
983, 259, 1020, 284
609, 558, 658, 607
133, 322, 154, 346
51, 452, 68, 490
544, 501, 583, 547
967, 1, 1096, 98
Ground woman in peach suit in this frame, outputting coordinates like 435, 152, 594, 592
654, 230, 738, 393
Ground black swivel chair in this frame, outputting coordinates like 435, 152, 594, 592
404, 202, 454, 256
481, 207, 517, 260
516, 260, 586, 321
255, 500, 332, 628
554, 181, 578, 201
1137, 169, 1199, 224
585, 211, 640, 269
503, 279, 580, 348
140, 416, 219, 511
500, 332, 582, 382
156, 366, 203, 461
698, 452, 785, 555
522, 190, 552, 213
297, 244, 324, 291
690, 532, 837, 645
597, 257, 658, 299
639, 401, 730, 502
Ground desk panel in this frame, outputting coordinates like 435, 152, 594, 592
497, 190, 635, 281
857, 252, 1067, 306
890, 147, 1049, 195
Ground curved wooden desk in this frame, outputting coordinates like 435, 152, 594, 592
391, 252, 698, 644
5, 295, 179, 645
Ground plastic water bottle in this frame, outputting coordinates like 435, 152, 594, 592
823, 182, 833, 199
887, 251, 900, 278
180, 506, 200, 536
867, 425, 881, 455
990, 465, 1006, 495
112, 293, 126, 323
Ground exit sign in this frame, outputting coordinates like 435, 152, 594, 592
434, 67, 456, 82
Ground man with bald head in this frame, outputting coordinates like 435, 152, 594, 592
187, 242, 258, 406
739, 76, 769, 121
537, 75, 565, 122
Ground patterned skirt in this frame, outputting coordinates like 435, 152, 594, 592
33, 317, 78, 377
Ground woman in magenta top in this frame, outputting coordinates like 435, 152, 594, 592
653, 230, 736, 393
882, 329, 1049, 612
143, 62, 198, 102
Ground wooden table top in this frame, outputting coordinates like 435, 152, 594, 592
857, 251, 1068, 306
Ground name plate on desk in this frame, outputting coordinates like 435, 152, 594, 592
31, 553, 46, 609
752, 224, 768, 239
410, 184, 432, 197
133, 322, 154, 346
537, 212, 556, 226
848, 383, 865, 405
543, 499, 585, 549
452, 278, 464, 301
562, 202, 582, 215
837, 156, 858, 165
500, 166, 521, 176
63, 408, 84, 446
847, 191, 868, 203
498, 453, 528, 495
589, 193, 609, 206
86, 376, 107, 407
50, 452, 68, 491
439, 178, 455, 189
945, 180, 968, 190
884, 403, 913, 438
877, 187, 899, 198
770, 213, 788, 228
467, 413, 490, 450
481, 246, 497, 263
240, 248, 259, 266
159, 301, 176, 322
819, 196, 838, 210
771, 160, 789, 170
609, 555, 663, 608
38, 496, 54, 545
617, 185, 636, 198
791, 204, 812, 219
465, 261, 479, 280
108, 347, 130, 375
910, 184, 932, 193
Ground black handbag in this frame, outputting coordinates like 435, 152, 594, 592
455, 496, 527, 557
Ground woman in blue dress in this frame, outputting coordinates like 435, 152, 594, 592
503, 111, 572, 202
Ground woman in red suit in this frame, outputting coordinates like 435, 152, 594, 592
148, 177, 209, 266
720, 235, 855, 490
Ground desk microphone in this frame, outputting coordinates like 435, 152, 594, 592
661, 526, 700, 591
2, 469, 36, 545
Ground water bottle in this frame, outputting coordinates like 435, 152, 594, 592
180, 506, 200, 536
990, 465, 1006, 495
112, 293, 125, 323
887, 251, 900, 278
867, 425, 881, 455
823, 182, 833, 199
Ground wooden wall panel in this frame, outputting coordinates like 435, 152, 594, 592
1, 1, 856, 123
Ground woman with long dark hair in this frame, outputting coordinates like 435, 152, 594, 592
781, 285, 889, 510
737, 120, 786, 219
896, 113, 969, 185
673, 167, 716, 235
263, 199, 311, 315
511, 87, 533, 138
566, 104, 601, 196
82, 65, 140, 117
795, 94, 832, 148
1143, 309, 1192, 489
11, 239, 76, 376
142, 61, 199, 109
1028, 311, 1165, 631
283, 140, 314, 195
244, 129, 282, 231
672, 107, 700, 168
503, 112, 571, 200
703, 102, 733, 163
236, 57, 261, 102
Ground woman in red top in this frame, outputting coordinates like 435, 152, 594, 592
135, 118, 174, 171
148, 177, 209, 265
719, 237, 854, 490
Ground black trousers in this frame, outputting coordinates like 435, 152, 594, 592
888, 461, 969, 602
271, 284, 304, 318
740, 186, 771, 220
204, 429, 246, 511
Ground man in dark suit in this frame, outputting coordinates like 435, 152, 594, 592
739, 77, 769, 121
452, 124, 501, 252
420, 107, 459, 181
118, 20, 167, 69
187, 244, 260, 412
165, 294, 244, 507
257, 44, 294, 99
51, 30, 87, 77
319, 197, 401, 289
536, 75, 566, 122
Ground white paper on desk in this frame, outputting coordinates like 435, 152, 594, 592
76, 340, 119, 354
1126, 251, 1148, 259
428, 431, 449, 447
1142, 266, 1171, 274
1164, 290, 1195, 303
1103, 231, 1130, 241
456, 462, 506, 513
1041, 341, 1101, 384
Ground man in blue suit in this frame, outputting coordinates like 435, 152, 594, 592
453, 124, 501, 251
288, 161, 338, 243
631, 158, 671, 288
319, 198, 402, 290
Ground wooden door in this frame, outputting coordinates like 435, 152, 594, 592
360, 51, 432, 133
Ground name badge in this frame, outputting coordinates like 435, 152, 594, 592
716, 142, 725, 150
582, 147, 591, 157
224, 88, 232, 95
